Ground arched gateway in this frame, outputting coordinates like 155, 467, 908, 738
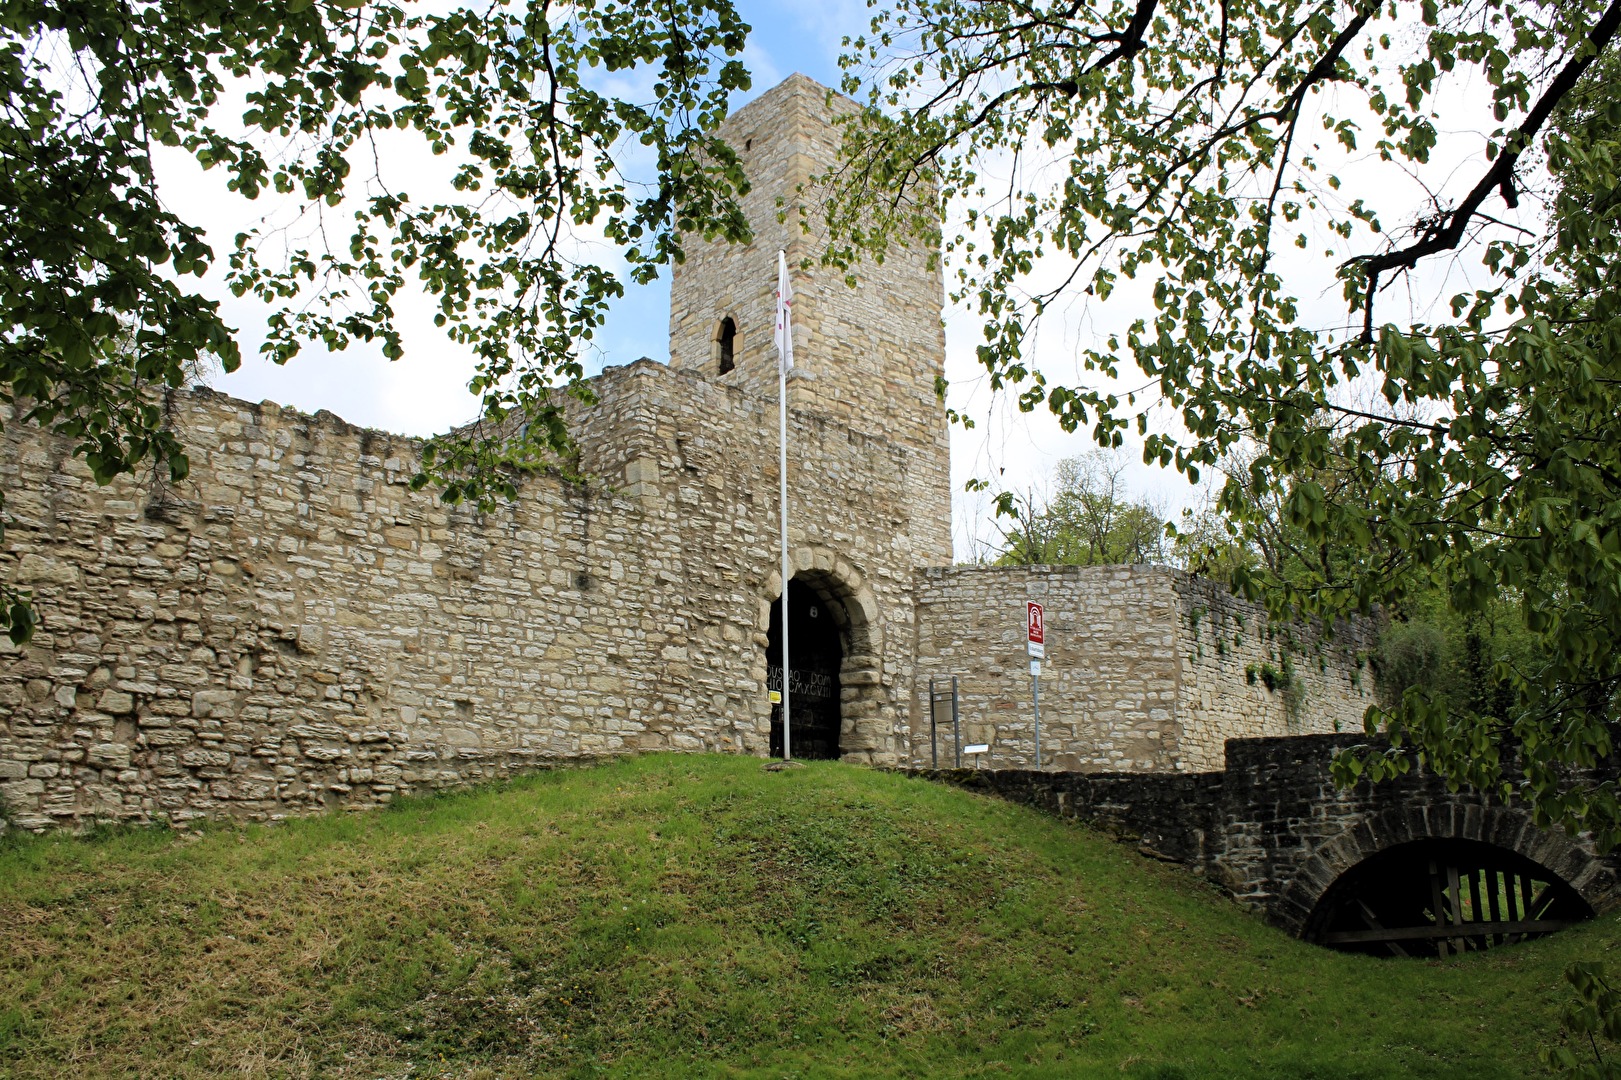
759, 547, 887, 762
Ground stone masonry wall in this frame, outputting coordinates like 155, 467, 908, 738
0, 71, 958, 833
907, 735, 1621, 935
1172, 576, 1379, 770
0, 357, 945, 830
909, 565, 1375, 772
0, 70, 1382, 832
910, 565, 1183, 771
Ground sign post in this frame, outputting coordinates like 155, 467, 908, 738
1027, 602, 1045, 770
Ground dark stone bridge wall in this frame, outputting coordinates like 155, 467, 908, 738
905, 766, 1225, 870
909, 733, 1621, 935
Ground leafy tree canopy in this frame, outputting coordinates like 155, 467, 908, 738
993, 448, 1171, 567
0, 0, 753, 641
827, 1, 1621, 842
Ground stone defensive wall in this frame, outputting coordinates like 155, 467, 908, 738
0, 72, 1388, 833
909, 565, 1379, 772
0, 357, 947, 831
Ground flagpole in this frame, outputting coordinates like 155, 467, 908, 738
779, 331, 791, 761
776, 251, 793, 761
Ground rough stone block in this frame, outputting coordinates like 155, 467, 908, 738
192, 690, 239, 719
86, 743, 131, 769
15, 554, 80, 585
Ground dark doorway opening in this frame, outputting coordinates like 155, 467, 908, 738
766, 579, 843, 759
1304, 837, 1593, 958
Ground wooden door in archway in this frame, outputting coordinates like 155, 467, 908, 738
766, 579, 843, 759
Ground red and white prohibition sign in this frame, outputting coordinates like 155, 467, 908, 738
1027, 601, 1045, 659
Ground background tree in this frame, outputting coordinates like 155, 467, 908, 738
827, 0, 1621, 845
995, 448, 1170, 566
0, 0, 754, 642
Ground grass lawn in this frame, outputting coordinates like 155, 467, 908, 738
1, 753, 1614, 1077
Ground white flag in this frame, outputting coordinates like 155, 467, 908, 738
774, 250, 794, 373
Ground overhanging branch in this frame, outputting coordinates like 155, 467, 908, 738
1350, 0, 1621, 341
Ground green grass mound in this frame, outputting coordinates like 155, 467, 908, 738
1, 754, 1612, 1077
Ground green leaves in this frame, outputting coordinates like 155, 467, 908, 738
5, 593, 34, 646
1544, 963, 1621, 1078
1, 0, 755, 643
827, 0, 1621, 845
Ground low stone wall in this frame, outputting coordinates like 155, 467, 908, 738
907, 734, 1621, 934
904, 766, 1223, 868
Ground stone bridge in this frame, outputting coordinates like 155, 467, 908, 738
909, 733, 1621, 956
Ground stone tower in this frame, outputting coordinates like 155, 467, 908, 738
667, 73, 952, 564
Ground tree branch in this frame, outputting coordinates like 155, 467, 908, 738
1351, 0, 1621, 341
952, 0, 1162, 143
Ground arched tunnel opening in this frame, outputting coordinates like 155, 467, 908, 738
1304, 837, 1594, 958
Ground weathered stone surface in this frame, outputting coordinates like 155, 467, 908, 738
86, 743, 131, 769
909, 565, 1377, 771
0, 76, 953, 830
0, 75, 1378, 834
14, 553, 79, 585
667, 74, 951, 553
